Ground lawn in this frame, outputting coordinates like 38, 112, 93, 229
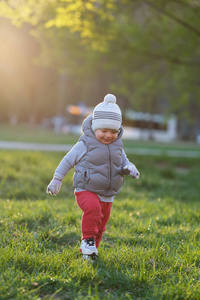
0, 123, 200, 153
0, 147, 200, 299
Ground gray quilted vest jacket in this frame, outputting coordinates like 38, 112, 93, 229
73, 115, 125, 197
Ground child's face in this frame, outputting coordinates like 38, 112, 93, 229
95, 128, 118, 144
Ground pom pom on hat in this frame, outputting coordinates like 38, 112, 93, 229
92, 94, 122, 132
104, 94, 116, 104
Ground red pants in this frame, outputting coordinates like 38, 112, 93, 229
75, 191, 113, 248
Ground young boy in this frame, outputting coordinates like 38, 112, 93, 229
47, 94, 140, 260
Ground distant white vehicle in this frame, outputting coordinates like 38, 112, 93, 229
123, 110, 178, 142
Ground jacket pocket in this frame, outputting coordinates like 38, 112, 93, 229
83, 169, 90, 184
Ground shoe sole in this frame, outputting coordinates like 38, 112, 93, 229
82, 253, 97, 261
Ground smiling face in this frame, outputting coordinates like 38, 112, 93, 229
94, 128, 119, 144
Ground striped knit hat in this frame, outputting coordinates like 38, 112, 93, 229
92, 94, 122, 132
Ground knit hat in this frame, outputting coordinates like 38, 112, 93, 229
92, 94, 122, 132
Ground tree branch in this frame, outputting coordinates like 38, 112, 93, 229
144, 0, 200, 37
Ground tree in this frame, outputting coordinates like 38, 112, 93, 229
0, 0, 200, 139
41, 0, 200, 126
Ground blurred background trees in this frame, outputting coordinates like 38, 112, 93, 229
0, 0, 199, 140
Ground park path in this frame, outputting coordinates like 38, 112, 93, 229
0, 140, 200, 158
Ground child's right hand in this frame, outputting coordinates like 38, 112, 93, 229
46, 178, 62, 196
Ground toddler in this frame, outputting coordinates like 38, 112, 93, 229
47, 94, 140, 260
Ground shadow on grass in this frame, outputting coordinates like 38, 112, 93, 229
34, 272, 153, 299
41, 231, 80, 247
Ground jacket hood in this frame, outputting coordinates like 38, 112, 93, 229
82, 114, 124, 139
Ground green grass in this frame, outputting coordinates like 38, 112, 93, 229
0, 149, 200, 299
0, 124, 77, 145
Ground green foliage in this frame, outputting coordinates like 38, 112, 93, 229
0, 148, 200, 299
0, 0, 200, 135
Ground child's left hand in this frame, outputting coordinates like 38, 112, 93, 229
123, 164, 140, 179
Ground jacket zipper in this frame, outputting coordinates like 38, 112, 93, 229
107, 145, 111, 194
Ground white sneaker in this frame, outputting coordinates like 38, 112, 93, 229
80, 238, 98, 256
